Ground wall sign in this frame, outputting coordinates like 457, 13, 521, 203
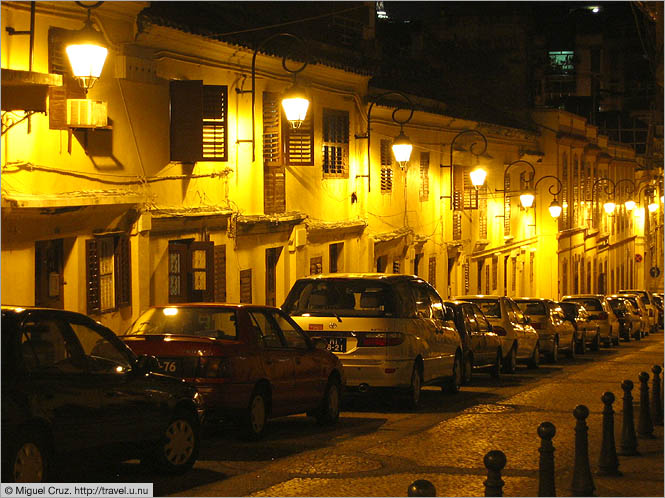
650, 266, 661, 278
635, 254, 643, 263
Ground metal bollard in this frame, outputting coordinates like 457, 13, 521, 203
407, 479, 436, 497
483, 450, 506, 497
571, 405, 595, 497
618, 380, 639, 456
651, 365, 663, 426
597, 392, 621, 476
637, 372, 655, 438
537, 422, 556, 497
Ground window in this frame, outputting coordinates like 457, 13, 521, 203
504, 173, 511, 235
167, 240, 214, 303
329, 242, 343, 273
86, 235, 131, 314
560, 152, 569, 230
310, 256, 323, 275
548, 51, 575, 74
419, 152, 430, 201
214, 245, 227, 302
492, 255, 498, 291
428, 256, 436, 287
266, 247, 281, 307
380, 139, 393, 193
273, 311, 308, 349
240, 269, 252, 304
263, 92, 286, 214
249, 310, 284, 348
479, 185, 488, 239
284, 103, 314, 166
322, 109, 349, 178
170, 81, 227, 162
511, 257, 517, 292
453, 211, 462, 240
48, 28, 86, 129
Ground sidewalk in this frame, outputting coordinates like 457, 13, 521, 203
181, 333, 664, 497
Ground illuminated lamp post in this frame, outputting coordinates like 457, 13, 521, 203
65, 1, 108, 93
441, 129, 488, 209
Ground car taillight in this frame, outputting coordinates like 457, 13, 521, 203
357, 332, 404, 347
493, 326, 507, 336
197, 357, 231, 378
598, 311, 608, 320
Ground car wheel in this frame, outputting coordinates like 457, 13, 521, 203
5, 432, 49, 482
502, 344, 517, 374
490, 349, 502, 378
567, 334, 576, 359
576, 332, 587, 354
592, 331, 601, 350
548, 338, 559, 363
445, 352, 463, 394
152, 411, 199, 474
407, 362, 423, 409
462, 353, 473, 385
244, 387, 269, 440
527, 341, 540, 369
316, 376, 341, 425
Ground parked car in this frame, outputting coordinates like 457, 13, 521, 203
444, 300, 505, 382
514, 298, 576, 362
1, 306, 204, 483
561, 295, 620, 346
653, 293, 664, 330
617, 289, 658, 333
606, 295, 639, 341
282, 274, 463, 409
123, 303, 344, 440
558, 301, 600, 352
616, 294, 649, 339
453, 295, 540, 372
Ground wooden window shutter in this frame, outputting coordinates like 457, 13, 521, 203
492, 255, 498, 291
485, 264, 490, 294
428, 256, 436, 287
202, 85, 228, 161
114, 235, 131, 307
463, 167, 479, 209
86, 239, 100, 314
453, 165, 464, 211
240, 269, 252, 303
419, 152, 430, 201
504, 173, 511, 235
214, 244, 227, 302
479, 185, 488, 239
284, 106, 314, 165
453, 211, 462, 240
511, 257, 517, 292
464, 261, 470, 293
380, 140, 393, 193
322, 108, 349, 177
48, 27, 85, 130
263, 92, 282, 166
170, 80, 203, 162
264, 165, 286, 214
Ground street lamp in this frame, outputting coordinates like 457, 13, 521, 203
441, 129, 488, 209
65, 1, 108, 93
503, 160, 563, 219
548, 199, 563, 219
236, 32, 310, 161
614, 178, 637, 212
503, 160, 536, 209
355, 91, 414, 191
590, 177, 616, 225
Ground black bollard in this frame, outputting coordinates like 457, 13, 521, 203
651, 365, 663, 426
571, 405, 595, 497
537, 422, 556, 497
597, 392, 621, 476
483, 450, 506, 497
637, 372, 655, 438
408, 479, 436, 497
618, 380, 639, 456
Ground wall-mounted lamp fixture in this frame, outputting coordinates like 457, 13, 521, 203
614, 178, 637, 212
533, 175, 563, 219
236, 32, 310, 161
355, 91, 414, 191
590, 177, 616, 222
440, 129, 488, 209
65, 1, 108, 93
502, 160, 563, 219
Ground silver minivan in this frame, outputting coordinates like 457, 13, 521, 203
282, 274, 463, 409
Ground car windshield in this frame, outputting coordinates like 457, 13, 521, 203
125, 307, 238, 339
516, 301, 547, 316
619, 290, 649, 306
608, 299, 627, 312
567, 298, 602, 311
283, 279, 400, 317
465, 299, 501, 318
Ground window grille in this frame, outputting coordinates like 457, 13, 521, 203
428, 256, 436, 287
419, 152, 430, 201
86, 235, 131, 314
322, 109, 349, 177
453, 211, 462, 240
464, 261, 470, 293
214, 245, 226, 302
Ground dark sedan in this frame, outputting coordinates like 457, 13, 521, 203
122, 304, 344, 440
444, 300, 503, 382
1, 306, 204, 483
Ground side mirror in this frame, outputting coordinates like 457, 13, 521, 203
136, 354, 159, 374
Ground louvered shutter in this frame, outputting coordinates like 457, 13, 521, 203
240, 269, 252, 303
114, 235, 131, 307
284, 107, 314, 165
428, 256, 436, 287
463, 167, 479, 209
202, 85, 227, 160
380, 139, 393, 193
48, 28, 85, 129
86, 239, 100, 314
504, 173, 511, 235
264, 165, 286, 214
453, 211, 462, 240
419, 152, 430, 201
170, 80, 203, 162
263, 92, 282, 165
214, 244, 227, 302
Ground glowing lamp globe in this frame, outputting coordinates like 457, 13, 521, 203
469, 168, 487, 189
520, 191, 535, 208
392, 131, 413, 168
624, 199, 636, 211
603, 201, 616, 214
648, 201, 659, 213
281, 85, 310, 129
548, 199, 562, 219
65, 23, 108, 92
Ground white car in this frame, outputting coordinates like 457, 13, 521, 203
454, 295, 540, 373
514, 298, 576, 363
282, 274, 463, 409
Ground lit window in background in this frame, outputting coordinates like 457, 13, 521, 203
376, 1, 389, 19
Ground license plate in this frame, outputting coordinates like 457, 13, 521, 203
325, 337, 347, 353
156, 358, 182, 376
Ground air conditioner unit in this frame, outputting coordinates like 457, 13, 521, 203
67, 99, 108, 127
